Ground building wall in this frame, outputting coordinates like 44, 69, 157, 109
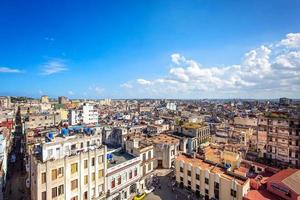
30, 147, 106, 200
175, 159, 250, 200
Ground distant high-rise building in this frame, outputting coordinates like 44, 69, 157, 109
279, 97, 292, 106
0, 96, 11, 108
41, 95, 49, 103
58, 96, 68, 104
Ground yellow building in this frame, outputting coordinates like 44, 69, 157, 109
175, 154, 250, 200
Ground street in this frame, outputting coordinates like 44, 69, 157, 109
4, 135, 28, 200
145, 169, 199, 200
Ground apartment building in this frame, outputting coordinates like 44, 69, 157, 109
68, 104, 99, 125
28, 130, 106, 200
175, 122, 210, 153
258, 113, 300, 168
58, 96, 68, 104
24, 112, 61, 129
175, 154, 250, 200
41, 95, 49, 104
125, 136, 155, 192
147, 134, 180, 168
106, 148, 141, 200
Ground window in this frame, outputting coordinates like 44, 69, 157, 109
98, 155, 103, 164
148, 163, 152, 171
196, 174, 200, 180
58, 167, 64, 177
52, 187, 57, 198
42, 191, 46, 200
214, 182, 219, 189
205, 178, 209, 184
180, 167, 183, 173
98, 184, 103, 195
118, 176, 122, 185
58, 185, 64, 195
84, 175, 88, 185
98, 169, 103, 178
180, 177, 183, 182
83, 191, 88, 200
92, 172, 95, 182
148, 151, 152, 159
134, 168, 138, 176
41, 172, 46, 184
52, 169, 57, 180
231, 189, 237, 197
143, 153, 146, 161
129, 170, 132, 179
188, 170, 191, 176
111, 178, 115, 188
205, 189, 209, 195
188, 180, 191, 186
71, 196, 78, 200
91, 157, 95, 166
71, 163, 78, 174
71, 179, 78, 190
84, 160, 88, 168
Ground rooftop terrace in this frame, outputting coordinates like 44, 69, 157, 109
107, 150, 137, 168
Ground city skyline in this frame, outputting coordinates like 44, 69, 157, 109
1, 0, 300, 99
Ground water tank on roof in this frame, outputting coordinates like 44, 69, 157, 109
61, 128, 69, 136
107, 153, 113, 160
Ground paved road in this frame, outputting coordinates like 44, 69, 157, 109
5, 136, 29, 200
145, 169, 198, 200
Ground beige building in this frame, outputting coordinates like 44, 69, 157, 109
24, 112, 61, 129
125, 135, 155, 192
258, 113, 300, 168
41, 95, 49, 104
28, 132, 106, 200
175, 154, 250, 200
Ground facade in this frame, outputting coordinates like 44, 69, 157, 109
0, 97, 11, 109
106, 149, 141, 200
258, 113, 300, 168
58, 96, 68, 104
175, 122, 210, 153
24, 112, 61, 129
175, 154, 250, 200
28, 131, 106, 200
147, 134, 180, 169
68, 104, 99, 126
41, 95, 49, 104
125, 136, 155, 192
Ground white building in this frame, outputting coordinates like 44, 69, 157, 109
166, 102, 176, 111
106, 149, 141, 200
28, 129, 106, 200
82, 104, 98, 124
68, 104, 99, 125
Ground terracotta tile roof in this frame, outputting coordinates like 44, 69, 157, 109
244, 189, 280, 200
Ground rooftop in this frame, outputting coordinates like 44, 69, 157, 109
176, 154, 248, 185
107, 150, 137, 168
182, 122, 206, 129
147, 134, 180, 145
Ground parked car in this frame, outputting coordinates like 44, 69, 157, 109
133, 193, 146, 200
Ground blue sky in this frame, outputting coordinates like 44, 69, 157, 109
1, 0, 300, 99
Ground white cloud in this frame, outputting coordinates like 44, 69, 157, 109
68, 90, 74, 95
120, 83, 133, 88
137, 79, 152, 85
88, 85, 104, 94
44, 37, 55, 42
41, 59, 68, 75
279, 33, 300, 48
0, 67, 22, 73
124, 33, 300, 98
